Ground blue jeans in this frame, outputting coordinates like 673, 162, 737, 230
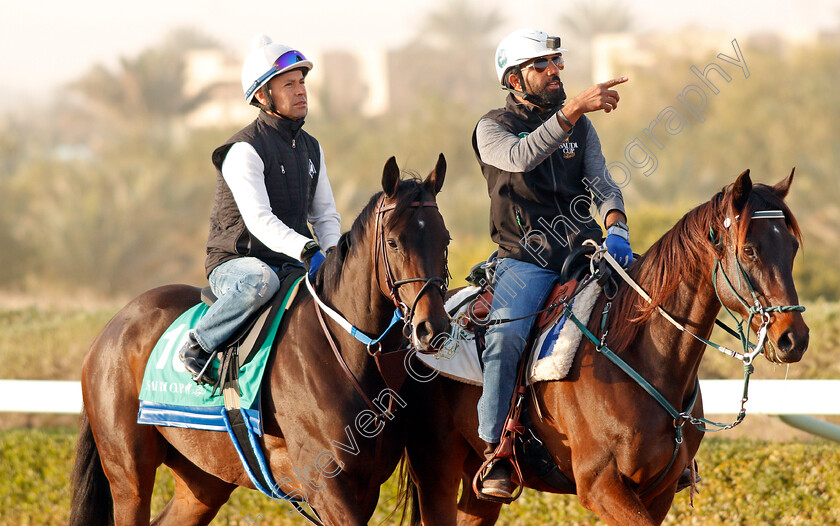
192, 257, 282, 352
477, 258, 559, 443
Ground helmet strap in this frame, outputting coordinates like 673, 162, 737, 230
260, 85, 277, 115
502, 68, 563, 110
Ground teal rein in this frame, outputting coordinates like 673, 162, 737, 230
565, 209, 805, 495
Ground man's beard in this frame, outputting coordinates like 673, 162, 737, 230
528, 76, 566, 109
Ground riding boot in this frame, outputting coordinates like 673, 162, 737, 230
676, 459, 702, 492
478, 441, 514, 500
178, 331, 215, 384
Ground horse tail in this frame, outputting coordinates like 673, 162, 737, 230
69, 408, 114, 526
396, 452, 421, 526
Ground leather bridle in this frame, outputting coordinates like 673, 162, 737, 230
372, 195, 450, 339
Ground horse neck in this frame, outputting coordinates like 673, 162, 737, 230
322, 229, 395, 369
635, 251, 722, 400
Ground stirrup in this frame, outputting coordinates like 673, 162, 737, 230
190, 353, 217, 385
474, 456, 519, 504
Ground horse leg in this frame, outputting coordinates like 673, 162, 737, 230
456, 453, 503, 526
406, 431, 469, 525
645, 488, 678, 526
576, 465, 659, 526
95, 422, 167, 525
84, 356, 168, 525
151, 451, 236, 526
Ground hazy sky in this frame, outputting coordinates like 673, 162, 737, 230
2, 0, 838, 104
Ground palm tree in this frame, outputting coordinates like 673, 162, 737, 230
416, 0, 502, 51
393, 0, 502, 112
71, 28, 222, 135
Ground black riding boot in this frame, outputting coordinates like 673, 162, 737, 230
178, 331, 215, 384
478, 441, 514, 500
676, 459, 702, 492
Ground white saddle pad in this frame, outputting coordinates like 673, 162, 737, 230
418, 282, 601, 386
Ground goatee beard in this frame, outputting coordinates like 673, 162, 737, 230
530, 78, 566, 109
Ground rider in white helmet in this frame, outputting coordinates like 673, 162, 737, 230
494, 28, 569, 107
179, 34, 340, 383
472, 28, 633, 501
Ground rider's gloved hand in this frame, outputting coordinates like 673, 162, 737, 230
301, 240, 325, 281
604, 222, 634, 268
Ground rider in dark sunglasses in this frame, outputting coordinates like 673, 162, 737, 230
523, 54, 564, 73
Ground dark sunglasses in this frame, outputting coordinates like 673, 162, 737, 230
524, 55, 564, 73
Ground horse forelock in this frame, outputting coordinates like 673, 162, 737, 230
742, 184, 802, 247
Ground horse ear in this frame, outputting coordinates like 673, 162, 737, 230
424, 153, 446, 195
730, 169, 752, 213
773, 167, 795, 200
382, 156, 400, 197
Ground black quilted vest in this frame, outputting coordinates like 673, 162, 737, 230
205, 111, 321, 276
472, 95, 602, 272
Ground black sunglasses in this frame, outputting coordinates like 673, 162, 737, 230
524, 55, 564, 73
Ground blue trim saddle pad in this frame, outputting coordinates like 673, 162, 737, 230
137, 277, 302, 433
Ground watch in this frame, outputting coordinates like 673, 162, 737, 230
301, 240, 320, 260
609, 220, 629, 232
557, 109, 574, 131
607, 221, 629, 240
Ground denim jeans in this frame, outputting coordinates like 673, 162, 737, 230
477, 258, 560, 443
192, 257, 282, 352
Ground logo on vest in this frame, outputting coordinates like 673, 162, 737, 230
518, 132, 530, 138
558, 141, 578, 159
308, 159, 316, 178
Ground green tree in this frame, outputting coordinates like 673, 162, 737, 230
391, 0, 502, 114
71, 28, 222, 138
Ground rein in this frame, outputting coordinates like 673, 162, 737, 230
304, 197, 448, 351
305, 196, 448, 416
565, 209, 805, 496
302, 194, 449, 516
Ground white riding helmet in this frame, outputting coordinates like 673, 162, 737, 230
241, 33, 313, 102
494, 29, 567, 85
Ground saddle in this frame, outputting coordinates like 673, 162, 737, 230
463, 244, 595, 330
469, 248, 694, 502
201, 286, 282, 373
466, 280, 580, 332
200, 265, 305, 389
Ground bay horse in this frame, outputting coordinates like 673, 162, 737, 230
401, 169, 809, 525
69, 155, 451, 525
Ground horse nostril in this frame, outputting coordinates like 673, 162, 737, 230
777, 328, 810, 356
777, 330, 794, 353
414, 320, 433, 346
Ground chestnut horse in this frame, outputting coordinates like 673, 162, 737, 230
69, 155, 451, 525
401, 169, 809, 525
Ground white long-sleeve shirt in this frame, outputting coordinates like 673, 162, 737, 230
221, 141, 341, 260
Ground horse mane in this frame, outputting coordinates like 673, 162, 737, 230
316, 175, 428, 298
603, 182, 802, 353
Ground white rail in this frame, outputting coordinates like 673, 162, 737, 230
2, 379, 840, 414
1, 379, 839, 441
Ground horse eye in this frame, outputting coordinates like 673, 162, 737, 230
387, 238, 399, 250
743, 246, 756, 258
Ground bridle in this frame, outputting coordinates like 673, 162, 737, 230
295, 191, 450, 525
305, 194, 449, 351
373, 195, 450, 340
708, 209, 804, 363
559, 208, 805, 496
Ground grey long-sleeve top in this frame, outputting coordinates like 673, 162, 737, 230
475, 113, 625, 225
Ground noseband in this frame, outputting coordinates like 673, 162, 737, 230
373, 195, 450, 337
709, 209, 805, 363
